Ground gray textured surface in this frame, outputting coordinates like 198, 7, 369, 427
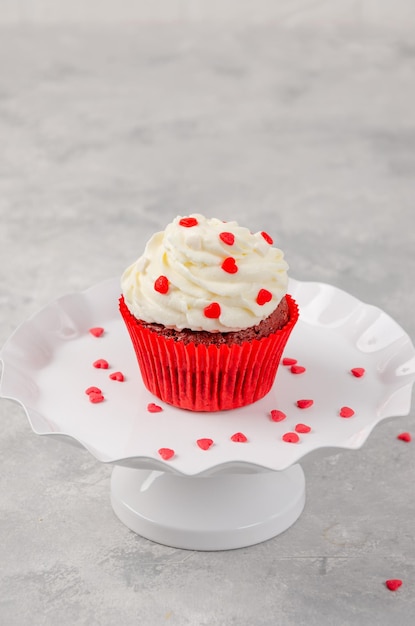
1, 22, 415, 626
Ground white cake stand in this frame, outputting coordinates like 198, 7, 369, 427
1, 278, 414, 550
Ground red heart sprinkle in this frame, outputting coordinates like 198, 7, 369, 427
282, 357, 298, 366
270, 409, 287, 422
256, 289, 272, 306
158, 448, 175, 460
219, 231, 235, 246
351, 367, 365, 378
261, 231, 274, 245
147, 403, 163, 413
89, 392, 105, 404
93, 359, 109, 369
295, 423, 311, 434
339, 406, 355, 418
154, 275, 169, 294
179, 217, 198, 227
204, 302, 221, 319
231, 432, 248, 443
397, 432, 411, 442
197, 438, 214, 450
85, 386, 102, 395
282, 432, 300, 443
385, 579, 402, 591
221, 257, 238, 274
296, 399, 314, 409
89, 327, 104, 337
109, 371, 124, 382
291, 365, 306, 374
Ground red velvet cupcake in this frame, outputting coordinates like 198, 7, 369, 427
120, 214, 298, 411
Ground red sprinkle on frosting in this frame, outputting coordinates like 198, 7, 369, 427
154, 275, 169, 294
256, 289, 272, 306
147, 402, 163, 413
351, 367, 365, 378
282, 432, 300, 443
89, 327, 104, 337
221, 257, 238, 274
291, 365, 306, 374
296, 399, 314, 409
397, 432, 411, 442
109, 371, 124, 382
231, 432, 248, 442
158, 448, 175, 460
270, 409, 287, 422
93, 359, 109, 369
179, 217, 198, 227
339, 406, 355, 418
261, 231, 273, 245
85, 386, 102, 395
385, 579, 402, 591
197, 438, 214, 450
89, 392, 105, 404
219, 232, 235, 246
283, 357, 298, 366
295, 423, 311, 433
204, 302, 221, 319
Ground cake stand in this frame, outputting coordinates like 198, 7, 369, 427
1, 278, 414, 551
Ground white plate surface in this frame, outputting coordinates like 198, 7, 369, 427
1, 278, 414, 476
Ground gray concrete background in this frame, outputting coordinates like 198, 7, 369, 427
1, 11, 415, 626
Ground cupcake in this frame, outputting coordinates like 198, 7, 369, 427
120, 214, 298, 411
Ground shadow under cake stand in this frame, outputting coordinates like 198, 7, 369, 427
1, 278, 414, 551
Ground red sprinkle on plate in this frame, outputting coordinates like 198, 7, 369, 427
282, 432, 300, 443
93, 359, 109, 369
158, 448, 175, 460
197, 438, 214, 450
231, 432, 248, 443
85, 386, 102, 395
89, 392, 105, 404
339, 406, 355, 418
109, 371, 125, 382
385, 579, 402, 591
351, 367, 365, 378
147, 403, 163, 413
270, 409, 287, 422
397, 432, 411, 442
282, 357, 297, 366
296, 399, 314, 409
295, 423, 311, 434
89, 327, 104, 337
291, 365, 306, 374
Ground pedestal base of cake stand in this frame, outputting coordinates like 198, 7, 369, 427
110, 463, 306, 551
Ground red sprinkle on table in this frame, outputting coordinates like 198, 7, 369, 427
221, 257, 238, 274
179, 217, 198, 227
85, 386, 102, 395
351, 367, 365, 378
89, 392, 105, 404
261, 231, 273, 245
282, 432, 300, 443
385, 579, 402, 591
295, 423, 311, 433
397, 432, 411, 442
339, 406, 355, 418
256, 289, 272, 306
89, 327, 104, 337
204, 302, 221, 319
231, 432, 248, 443
219, 232, 235, 246
282, 357, 297, 366
158, 448, 175, 460
109, 371, 124, 382
154, 275, 169, 294
93, 359, 109, 369
147, 403, 163, 413
291, 365, 306, 374
296, 399, 314, 409
197, 438, 214, 450
270, 409, 287, 422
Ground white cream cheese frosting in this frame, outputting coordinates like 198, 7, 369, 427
121, 214, 289, 332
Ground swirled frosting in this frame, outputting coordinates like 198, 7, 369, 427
121, 214, 289, 332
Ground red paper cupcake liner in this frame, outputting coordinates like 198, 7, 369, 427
119, 295, 299, 412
